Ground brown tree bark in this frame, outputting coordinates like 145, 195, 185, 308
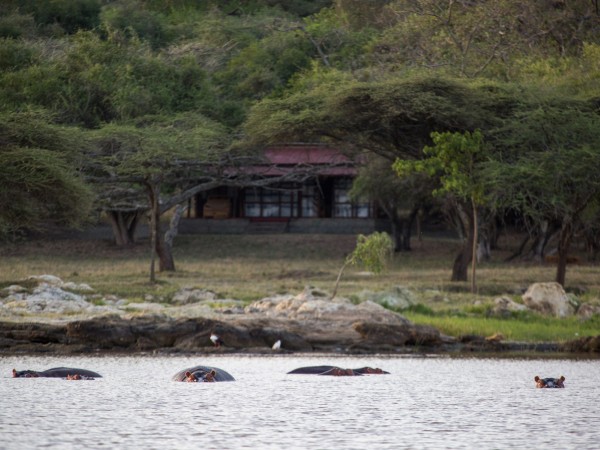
450, 203, 474, 282
107, 210, 144, 246
161, 204, 187, 272
390, 210, 418, 252
555, 222, 573, 287
470, 198, 478, 293
146, 182, 158, 283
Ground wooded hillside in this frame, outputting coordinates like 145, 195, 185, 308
1, 0, 599, 286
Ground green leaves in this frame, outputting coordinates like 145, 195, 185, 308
0, 109, 93, 237
394, 129, 487, 204
91, 112, 230, 180
346, 232, 394, 274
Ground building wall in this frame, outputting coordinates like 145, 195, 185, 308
179, 217, 390, 235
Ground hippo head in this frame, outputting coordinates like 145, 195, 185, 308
12, 369, 39, 378
535, 376, 565, 388
185, 369, 217, 382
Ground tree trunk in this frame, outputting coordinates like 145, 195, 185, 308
331, 259, 351, 300
386, 205, 419, 252
470, 198, 478, 293
584, 227, 600, 262
390, 220, 403, 252
146, 183, 159, 283
156, 230, 174, 272
162, 204, 187, 272
555, 222, 573, 286
450, 202, 473, 282
107, 210, 143, 246
451, 246, 470, 282
506, 220, 559, 262
144, 180, 176, 273
400, 206, 419, 251
476, 210, 496, 261
531, 220, 559, 262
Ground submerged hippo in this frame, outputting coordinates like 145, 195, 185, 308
287, 365, 389, 375
12, 367, 102, 379
172, 365, 235, 382
535, 376, 565, 388
319, 368, 362, 376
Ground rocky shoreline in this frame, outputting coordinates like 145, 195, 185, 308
1, 276, 599, 356
2, 313, 599, 356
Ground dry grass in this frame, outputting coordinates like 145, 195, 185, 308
1, 230, 599, 306
2, 229, 599, 342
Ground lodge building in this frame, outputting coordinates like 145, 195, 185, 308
181, 144, 387, 234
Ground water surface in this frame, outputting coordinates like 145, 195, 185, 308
1, 355, 598, 449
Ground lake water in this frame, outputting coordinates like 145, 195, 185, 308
1, 354, 598, 449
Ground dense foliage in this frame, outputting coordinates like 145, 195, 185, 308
1, 0, 599, 285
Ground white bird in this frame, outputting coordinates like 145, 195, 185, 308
272, 339, 281, 350
210, 333, 223, 348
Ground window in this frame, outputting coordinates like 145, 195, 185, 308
243, 179, 370, 219
301, 184, 318, 218
333, 178, 371, 218
244, 184, 299, 218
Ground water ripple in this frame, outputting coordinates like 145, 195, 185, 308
1, 355, 598, 449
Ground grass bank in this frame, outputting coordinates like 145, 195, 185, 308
1, 229, 599, 343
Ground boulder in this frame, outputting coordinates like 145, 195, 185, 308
27, 274, 64, 286
246, 287, 412, 325
1, 285, 27, 296
577, 303, 600, 320
522, 282, 575, 317
62, 282, 94, 292
243, 286, 440, 349
492, 296, 528, 316
355, 286, 417, 310
1, 282, 111, 316
172, 288, 217, 305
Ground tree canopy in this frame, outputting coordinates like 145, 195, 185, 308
0, 109, 92, 238
1, 0, 599, 285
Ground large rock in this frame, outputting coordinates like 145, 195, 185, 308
492, 296, 528, 316
171, 288, 217, 305
1, 278, 110, 316
354, 286, 417, 310
522, 282, 575, 317
243, 286, 440, 349
577, 303, 600, 320
245, 287, 412, 325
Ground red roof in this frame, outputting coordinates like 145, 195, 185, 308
259, 144, 357, 176
264, 144, 352, 165
226, 144, 358, 177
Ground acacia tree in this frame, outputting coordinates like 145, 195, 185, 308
89, 112, 323, 281
395, 130, 487, 290
244, 75, 519, 281
485, 106, 600, 286
90, 113, 230, 281
0, 109, 93, 239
